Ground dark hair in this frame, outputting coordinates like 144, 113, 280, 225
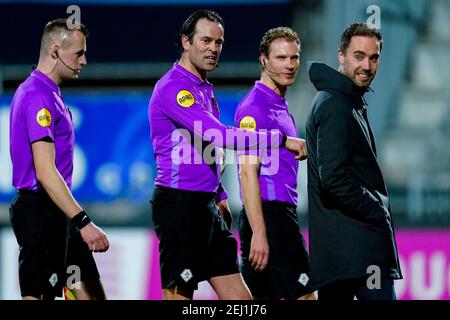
259, 26, 301, 58
40, 18, 88, 55
177, 10, 224, 54
339, 22, 382, 53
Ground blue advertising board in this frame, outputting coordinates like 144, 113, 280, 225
0, 90, 246, 203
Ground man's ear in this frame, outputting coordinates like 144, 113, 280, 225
50, 43, 61, 60
259, 54, 266, 66
338, 49, 345, 66
181, 34, 190, 51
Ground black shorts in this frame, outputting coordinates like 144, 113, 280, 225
150, 186, 239, 292
238, 201, 312, 299
9, 190, 100, 299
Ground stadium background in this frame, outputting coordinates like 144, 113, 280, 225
0, 0, 449, 299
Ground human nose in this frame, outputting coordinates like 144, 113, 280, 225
80, 55, 87, 66
209, 42, 219, 53
361, 57, 370, 71
287, 59, 298, 71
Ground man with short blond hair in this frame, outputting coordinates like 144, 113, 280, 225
9, 18, 109, 300
235, 27, 315, 300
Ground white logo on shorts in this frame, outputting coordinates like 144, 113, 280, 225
180, 269, 193, 283
298, 273, 309, 286
49, 273, 58, 287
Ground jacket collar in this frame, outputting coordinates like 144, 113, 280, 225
308, 62, 370, 109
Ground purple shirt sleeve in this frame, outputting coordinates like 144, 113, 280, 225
234, 104, 269, 157
25, 94, 57, 144
155, 85, 282, 150
215, 183, 228, 203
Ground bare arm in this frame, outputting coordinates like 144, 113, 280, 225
32, 140, 109, 252
239, 154, 269, 271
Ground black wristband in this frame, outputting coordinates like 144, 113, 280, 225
281, 133, 287, 147
71, 211, 92, 230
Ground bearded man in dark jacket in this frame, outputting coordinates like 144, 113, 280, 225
305, 23, 402, 300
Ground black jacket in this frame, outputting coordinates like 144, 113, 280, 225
305, 62, 402, 289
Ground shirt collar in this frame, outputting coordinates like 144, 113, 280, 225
31, 69, 61, 97
255, 81, 287, 107
173, 63, 212, 87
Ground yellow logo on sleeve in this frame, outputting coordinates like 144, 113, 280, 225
239, 116, 257, 131
36, 108, 52, 127
176, 90, 195, 108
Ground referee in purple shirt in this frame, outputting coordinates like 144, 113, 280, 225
9, 19, 109, 300
148, 10, 307, 300
235, 27, 316, 300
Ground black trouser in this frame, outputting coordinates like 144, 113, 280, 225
239, 201, 312, 299
318, 278, 396, 300
9, 189, 100, 299
150, 185, 239, 293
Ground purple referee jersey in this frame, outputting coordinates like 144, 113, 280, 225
148, 64, 284, 195
235, 81, 299, 206
10, 70, 74, 191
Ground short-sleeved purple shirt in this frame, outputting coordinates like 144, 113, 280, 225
235, 81, 299, 206
10, 70, 75, 191
148, 64, 283, 196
